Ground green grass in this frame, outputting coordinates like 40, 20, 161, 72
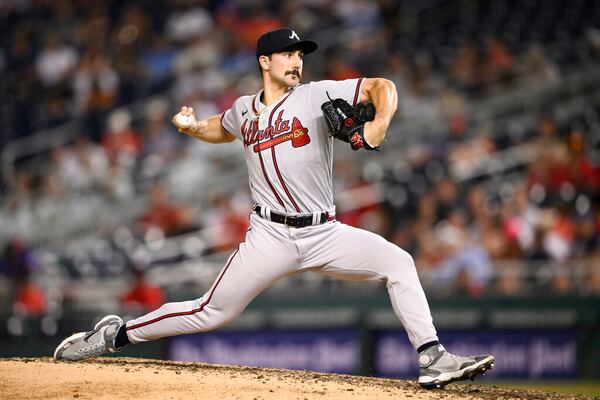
475, 380, 600, 397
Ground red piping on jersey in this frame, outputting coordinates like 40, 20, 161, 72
219, 111, 231, 135
271, 147, 301, 212
252, 93, 287, 210
268, 92, 302, 212
258, 145, 286, 209
353, 77, 364, 106
126, 247, 241, 332
251, 95, 258, 114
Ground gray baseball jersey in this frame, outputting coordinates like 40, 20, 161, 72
125, 78, 438, 351
220, 79, 364, 214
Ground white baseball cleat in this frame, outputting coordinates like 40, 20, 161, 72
54, 315, 123, 361
417, 344, 494, 389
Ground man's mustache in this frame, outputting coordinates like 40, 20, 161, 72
286, 69, 301, 77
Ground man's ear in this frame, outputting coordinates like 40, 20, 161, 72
259, 55, 270, 72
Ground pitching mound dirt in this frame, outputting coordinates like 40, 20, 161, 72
0, 357, 591, 400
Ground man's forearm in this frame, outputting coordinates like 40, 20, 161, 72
177, 114, 236, 144
363, 79, 398, 147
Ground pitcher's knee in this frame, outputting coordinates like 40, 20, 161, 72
196, 303, 243, 331
382, 248, 418, 282
399, 248, 417, 269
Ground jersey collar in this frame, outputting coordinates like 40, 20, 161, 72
253, 84, 300, 114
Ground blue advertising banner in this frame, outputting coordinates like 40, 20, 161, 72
375, 330, 577, 379
168, 329, 359, 374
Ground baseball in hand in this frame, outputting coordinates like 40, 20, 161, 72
174, 113, 194, 129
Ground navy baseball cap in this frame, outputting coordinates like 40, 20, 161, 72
256, 28, 318, 60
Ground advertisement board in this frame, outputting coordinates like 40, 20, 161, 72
374, 329, 577, 378
169, 329, 359, 374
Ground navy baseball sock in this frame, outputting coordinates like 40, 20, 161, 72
114, 325, 131, 349
417, 340, 439, 354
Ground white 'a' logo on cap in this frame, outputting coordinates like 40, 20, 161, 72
289, 30, 300, 40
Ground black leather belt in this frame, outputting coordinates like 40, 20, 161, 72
254, 205, 330, 228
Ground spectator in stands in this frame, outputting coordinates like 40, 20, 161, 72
187, 90, 220, 121
166, 2, 213, 43
502, 184, 541, 256
0, 237, 46, 316
325, 51, 362, 81
550, 266, 573, 295
115, 3, 153, 48
413, 192, 444, 267
525, 226, 553, 262
234, 4, 281, 48
103, 152, 135, 202
173, 32, 221, 76
528, 115, 573, 197
52, 135, 109, 193
433, 177, 464, 222
0, 237, 37, 280
12, 274, 47, 316
121, 267, 165, 312
142, 35, 176, 93
101, 109, 143, 165
42, 96, 71, 129
543, 205, 576, 262
519, 43, 559, 82
432, 208, 494, 297
381, 51, 411, 96
567, 129, 600, 195
572, 213, 598, 258
3, 171, 34, 215
113, 42, 144, 106
334, 0, 382, 31
72, 50, 120, 116
46, 0, 78, 40
73, 50, 120, 140
494, 262, 523, 295
332, 157, 382, 229
483, 36, 516, 87
35, 33, 78, 88
450, 40, 480, 93
447, 127, 497, 164
201, 191, 249, 255
140, 98, 179, 179
466, 184, 493, 234
137, 182, 196, 238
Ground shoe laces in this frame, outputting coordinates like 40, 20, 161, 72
77, 324, 117, 357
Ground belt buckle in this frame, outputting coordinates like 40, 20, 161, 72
284, 215, 302, 227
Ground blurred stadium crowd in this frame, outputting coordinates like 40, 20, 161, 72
1, 0, 600, 317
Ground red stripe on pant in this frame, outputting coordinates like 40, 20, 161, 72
126, 248, 240, 332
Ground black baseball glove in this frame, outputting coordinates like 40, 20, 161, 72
321, 94, 378, 151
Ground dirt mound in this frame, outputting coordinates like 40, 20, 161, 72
0, 357, 590, 400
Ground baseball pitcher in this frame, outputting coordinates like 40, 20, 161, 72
54, 28, 494, 389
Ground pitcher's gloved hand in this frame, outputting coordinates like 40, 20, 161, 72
321, 96, 377, 151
